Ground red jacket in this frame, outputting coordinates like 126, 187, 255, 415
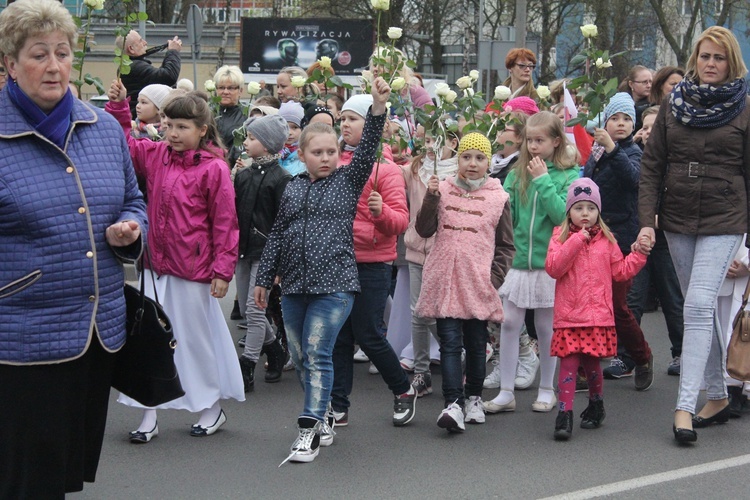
339, 149, 408, 263
106, 99, 239, 283
545, 227, 646, 328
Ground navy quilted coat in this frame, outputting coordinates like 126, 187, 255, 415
0, 91, 148, 365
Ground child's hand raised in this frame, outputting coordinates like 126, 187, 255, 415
370, 77, 391, 116
593, 128, 616, 153
580, 227, 591, 241
367, 190, 383, 217
108, 79, 126, 103
527, 156, 548, 178
427, 175, 439, 194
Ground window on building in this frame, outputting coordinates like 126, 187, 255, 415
629, 33, 644, 51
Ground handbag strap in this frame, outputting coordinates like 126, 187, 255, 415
139, 244, 163, 308
732, 277, 750, 328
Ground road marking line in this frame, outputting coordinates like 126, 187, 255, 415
539, 453, 750, 500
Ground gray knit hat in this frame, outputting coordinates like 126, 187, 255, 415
139, 84, 172, 110
244, 114, 289, 153
604, 92, 636, 126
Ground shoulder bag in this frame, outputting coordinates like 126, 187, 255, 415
727, 278, 750, 381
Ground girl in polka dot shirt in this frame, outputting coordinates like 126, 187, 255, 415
545, 178, 648, 441
254, 78, 391, 465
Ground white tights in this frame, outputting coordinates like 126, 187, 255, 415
492, 300, 557, 405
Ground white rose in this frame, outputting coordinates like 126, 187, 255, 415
580, 24, 598, 38
595, 58, 612, 69
290, 76, 307, 88
371, 0, 390, 11
537, 85, 551, 99
455, 76, 473, 89
444, 90, 457, 104
387, 27, 403, 40
469, 70, 479, 81
360, 70, 374, 83
319, 56, 332, 69
204, 79, 215, 92
247, 81, 261, 95
463, 88, 474, 97
494, 85, 511, 100
434, 82, 450, 97
84, 0, 104, 10
391, 77, 406, 91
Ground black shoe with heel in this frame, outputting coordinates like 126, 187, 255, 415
692, 404, 730, 428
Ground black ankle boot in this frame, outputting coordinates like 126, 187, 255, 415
554, 410, 573, 440
264, 339, 285, 383
239, 356, 255, 393
728, 386, 745, 418
230, 299, 242, 320
580, 399, 606, 429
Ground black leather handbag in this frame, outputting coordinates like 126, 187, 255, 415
112, 248, 185, 407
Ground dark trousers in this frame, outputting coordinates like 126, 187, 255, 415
331, 263, 410, 412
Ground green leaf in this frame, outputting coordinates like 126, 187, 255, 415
589, 96, 602, 117
329, 75, 344, 87
406, 60, 416, 69
127, 13, 138, 23
603, 77, 619, 96
137, 12, 149, 21
569, 75, 588, 89
472, 96, 486, 109
569, 54, 588, 67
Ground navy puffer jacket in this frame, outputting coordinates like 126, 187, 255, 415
583, 136, 642, 254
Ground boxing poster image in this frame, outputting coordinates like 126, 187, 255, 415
240, 18, 374, 75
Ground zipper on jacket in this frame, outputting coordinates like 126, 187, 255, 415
301, 182, 312, 292
527, 191, 539, 269
252, 227, 268, 240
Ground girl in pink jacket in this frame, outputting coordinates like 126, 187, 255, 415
545, 178, 647, 441
107, 82, 243, 443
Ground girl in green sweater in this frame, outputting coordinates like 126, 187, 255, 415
484, 111, 579, 415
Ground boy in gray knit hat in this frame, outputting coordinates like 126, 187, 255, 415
581, 91, 655, 392
233, 113, 292, 392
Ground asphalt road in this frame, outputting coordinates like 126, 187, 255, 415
70, 282, 750, 499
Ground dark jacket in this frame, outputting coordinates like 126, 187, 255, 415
235, 160, 291, 261
121, 50, 181, 118
256, 110, 386, 294
639, 95, 750, 238
0, 92, 147, 364
584, 136, 642, 254
217, 104, 246, 166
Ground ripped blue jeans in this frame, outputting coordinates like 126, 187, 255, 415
281, 292, 354, 422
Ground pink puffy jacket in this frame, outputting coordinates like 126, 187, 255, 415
545, 227, 646, 328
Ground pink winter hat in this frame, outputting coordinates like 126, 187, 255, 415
502, 96, 539, 116
565, 178, 601, 213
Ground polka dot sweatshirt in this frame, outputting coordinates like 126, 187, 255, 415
256, 110, 386, 294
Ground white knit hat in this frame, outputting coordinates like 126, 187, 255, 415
139, 84, 171, 110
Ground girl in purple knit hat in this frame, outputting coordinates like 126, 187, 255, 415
545, 178, 649, 440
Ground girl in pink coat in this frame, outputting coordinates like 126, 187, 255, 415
545, 178, 648, 441
107, 82, 243, 443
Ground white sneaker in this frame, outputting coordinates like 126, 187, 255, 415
464, 396, 485, 424
353, 348, 369, 363
369, 362, 379, 374
484, 361, 502, 389
515, 349, 540, 390
485, 343, 494, 363
436, 402, 465, 432
399, 357, 415, 372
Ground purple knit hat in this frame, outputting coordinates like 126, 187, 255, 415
565, 178, 601, 213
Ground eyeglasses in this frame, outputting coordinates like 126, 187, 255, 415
0, 67, 6, 76
574, 186, 592, 196
632, 80, 652, 85
217, 86, 240, 91
516, 63, 536, 70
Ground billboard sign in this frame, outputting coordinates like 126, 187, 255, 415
240, 18, 374, 75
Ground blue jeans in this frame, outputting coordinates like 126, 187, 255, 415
331, 263, 410, 412
436, 318, 488, 407
627, 231, 684, 358
281, 292, 354, 422
665, 232, 742, 414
